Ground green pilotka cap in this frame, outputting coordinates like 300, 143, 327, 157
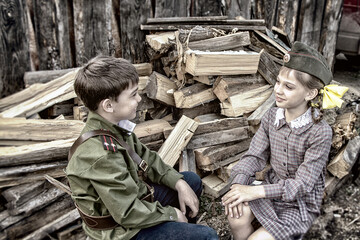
283, 41, 333, 85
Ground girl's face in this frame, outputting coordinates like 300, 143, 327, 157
274, 69, 313, 113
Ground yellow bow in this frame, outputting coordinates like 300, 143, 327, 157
320, 85, 349, 109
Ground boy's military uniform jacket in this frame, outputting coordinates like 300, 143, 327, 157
66, 112, 182, 240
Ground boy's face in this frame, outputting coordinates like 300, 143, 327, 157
107, 83, 141, 123
274, 70, 313, 112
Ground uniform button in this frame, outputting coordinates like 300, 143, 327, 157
170, 216, 174, 220
284, 149, 287, 152
283, 162, 286, 166
284, 137, 287, 140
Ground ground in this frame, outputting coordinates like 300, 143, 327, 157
200, 54, 360, 240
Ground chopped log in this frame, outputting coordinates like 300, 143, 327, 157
271, 26, 292, 47
264, 28, 291, 51
22, 208, 80, 240
249, 32, 284, 59
48, 101, 74, 117
141, 24, 266, 32
220, 85, 273, 117
185, 50, 260, 76
187, 126, 249, 149
6, 182, 66, 216
0, 118, 84, 142
0, 69, 78, 113
146, 32, 176, 53
0, 70, 78, 118
57, 223, 84, 240
193, 76, 217, 85
247, 92, 276, 126
2, 181, 45, 209
257, 49, 281, 86
202, 174, 230, 198
0, 168, 65, 188
24, 68, 77, 86
324, 174, 351, 199
173, 100, 221, 120
213, 74, 266, 102
158, 115, 199, 167
217, 159, 240, 182
0, 139, 74, 167
327, 136, 360, 179
146, 16, 229, 24
0, 161, 67, 183
135, 119, 172, 139
195, 139, 251, 171
178, 26, 219, 43
73, 106, 89, 121
194, 113, 224, 123
254, 30, 288, 55
146, 71, 177, 106
174, 83, 217, 108
195, 116, 248, 135
0, 195, 74, 238
188, 31, 250, 52
179, 149, 197, 173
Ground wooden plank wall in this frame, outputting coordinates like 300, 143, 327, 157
0, 0, 342, 98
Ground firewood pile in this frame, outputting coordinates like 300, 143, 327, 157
0, 17, 358, 240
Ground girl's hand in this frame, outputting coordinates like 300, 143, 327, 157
222, 184, 265, 208
224, 201, 249, 218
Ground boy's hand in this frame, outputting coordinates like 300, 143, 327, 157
175, 179, 199, 218
174, 208, 188, 223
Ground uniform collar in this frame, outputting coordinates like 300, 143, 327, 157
274, 108, 316, 134
86, 112, 136, 135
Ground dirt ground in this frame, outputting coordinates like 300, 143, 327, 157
200, 54, 360, 240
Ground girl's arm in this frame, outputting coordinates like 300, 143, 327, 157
262, 123, 332, 202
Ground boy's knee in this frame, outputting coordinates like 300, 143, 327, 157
199, 225, 218, 240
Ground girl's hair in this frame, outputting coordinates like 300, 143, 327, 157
74, 56, 139, 111
279, 66, 325, 123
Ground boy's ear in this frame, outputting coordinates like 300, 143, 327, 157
305, 89, 318, 101
100, 99, 114, 113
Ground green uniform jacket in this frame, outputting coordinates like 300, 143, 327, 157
66, 112, 182, 240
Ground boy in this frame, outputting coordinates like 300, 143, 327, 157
66, 56, 218, 240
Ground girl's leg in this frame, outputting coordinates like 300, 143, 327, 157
248, 227, 275, 240
227, 204, 255, 240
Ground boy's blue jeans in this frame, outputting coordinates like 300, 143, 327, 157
131, 171, 219, 240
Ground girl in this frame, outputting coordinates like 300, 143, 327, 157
222, 41, 348, 240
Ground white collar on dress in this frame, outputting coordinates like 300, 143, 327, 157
117, 120, 136, 135
274, 108, 318, 129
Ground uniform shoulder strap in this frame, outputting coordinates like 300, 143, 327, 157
68, 130, 148, 171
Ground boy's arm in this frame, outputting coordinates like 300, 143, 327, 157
133, 135, 183, 190
81, 152, 179, 229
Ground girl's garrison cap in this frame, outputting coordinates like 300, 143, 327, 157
283, 41, 333, 85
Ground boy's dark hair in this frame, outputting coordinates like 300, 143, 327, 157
74, 56, 139, 111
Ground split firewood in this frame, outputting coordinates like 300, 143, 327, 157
194, 115, 248, 135
212, 74, 266, 102
146, 32, 176, 53
24, 68, 77, 86
220, 85, 273, 117
158, 115, 199, 167
327, 136, 360, 179
179, 149, 197, 173
47, 101, 74, 117
195, 139, 251, 171
331, 112, 358, 149
0, 118, 84, 142
257, 48, 281, 86
187, 126, 249, 149
173, 100, 221, 120
0, 139, 75, 167
193, 76, 217, 85
254, 30, 288, 55
188, 31, 250, 51
247, 92, 276, 126
185, 49, 260, 76
173, 83, 217, 108
202, 174, 230, 198
178, 26, 220, 43
146, 71, 177, 106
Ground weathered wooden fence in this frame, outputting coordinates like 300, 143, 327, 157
0, 0, 342, 98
